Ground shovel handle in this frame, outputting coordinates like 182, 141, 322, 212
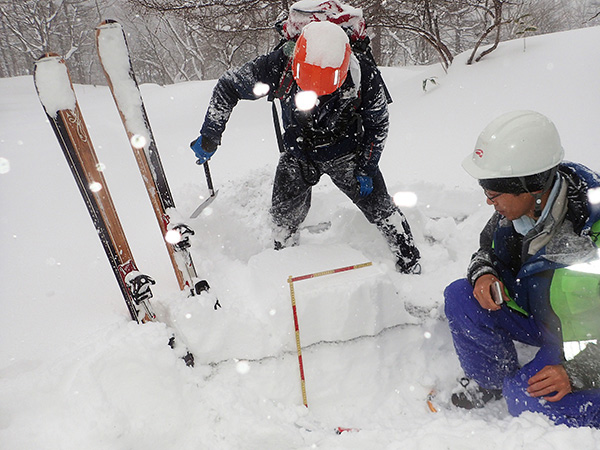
196, 159, 215, 195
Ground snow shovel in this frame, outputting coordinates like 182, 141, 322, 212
190, 160, 219, 219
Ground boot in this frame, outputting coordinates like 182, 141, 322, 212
396, 259, 422, 274
376, 212, 421, 273
273, 226, 299, 250
451, 377, 503, 409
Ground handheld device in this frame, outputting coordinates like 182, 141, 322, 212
491, 281, 504, 305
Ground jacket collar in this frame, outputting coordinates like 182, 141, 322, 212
523, 174, 598, 266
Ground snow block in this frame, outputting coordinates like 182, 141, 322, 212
164, 244, 416, 364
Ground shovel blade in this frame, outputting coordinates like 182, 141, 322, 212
190, 190, 219, 219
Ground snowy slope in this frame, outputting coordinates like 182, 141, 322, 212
1, 26, 600, 449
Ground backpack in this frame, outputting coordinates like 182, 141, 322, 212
277, 0, 367, 44
269, 1, 392, 155
273, 1, 389, 91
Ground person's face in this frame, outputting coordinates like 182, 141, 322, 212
483, 189, 537, 220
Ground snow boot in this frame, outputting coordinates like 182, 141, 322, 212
451, 377, 503, 409
396, 259, 421, 275
273, 226, 299, 250
375, 212, 421, 273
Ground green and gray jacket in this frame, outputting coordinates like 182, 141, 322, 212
467, 162, 600, 390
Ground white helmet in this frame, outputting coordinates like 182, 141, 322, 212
462, 110, 564, 180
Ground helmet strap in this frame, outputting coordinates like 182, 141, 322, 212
531, 192, 545, 219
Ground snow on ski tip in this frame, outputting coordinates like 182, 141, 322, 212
33, 54, 76, 115
96, 20, 151, 157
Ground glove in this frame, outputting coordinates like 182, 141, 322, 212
356, 175, 373, 197
190, 136, 217, 164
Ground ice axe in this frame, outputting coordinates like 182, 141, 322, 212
190, 160, 219, 219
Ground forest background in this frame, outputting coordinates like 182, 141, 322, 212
1, 0, 600, 86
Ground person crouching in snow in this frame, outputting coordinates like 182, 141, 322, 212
445, 110, 600, 427
189, 21, 420, 274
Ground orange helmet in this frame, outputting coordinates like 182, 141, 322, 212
292, 21, 352, 96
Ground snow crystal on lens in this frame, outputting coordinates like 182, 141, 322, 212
0, 157, 9, 174
253, 82, 270, 97
295, 91, 318, 111
393, 191, 418, 208
46, 257, 57, 266
165, 229, 182, 244
96, 162, 106, 172
236, 360, 250, 375
589, 187, 600, 205
130, 134, 147, 149
89, 181, 102, 192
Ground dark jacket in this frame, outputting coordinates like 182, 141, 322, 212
467, 162, 600, 390
200, 46, 390, 176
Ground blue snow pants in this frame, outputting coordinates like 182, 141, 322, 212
445, 278, 600, 428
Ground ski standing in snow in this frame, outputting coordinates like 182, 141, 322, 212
34, 53, 156, 325
33, 53, 195, 366
96, 20, 213, 299
445, 110, 600, 426
190, 1, 420, 274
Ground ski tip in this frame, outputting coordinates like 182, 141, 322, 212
96, 19, 120, 29
35, 52, 62, 62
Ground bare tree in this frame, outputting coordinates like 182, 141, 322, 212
466, 0, 507, 64
364, 0, 459, 69
0, 0, 103, 81
123, 0, 283, 82
1, 0, 599, 83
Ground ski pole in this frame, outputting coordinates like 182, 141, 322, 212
190, 160, 219, 219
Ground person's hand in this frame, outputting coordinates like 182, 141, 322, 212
190, 136, 217, 163
473, 274, 504, 311
356, 175, 373, 197
527, 364, 572, 402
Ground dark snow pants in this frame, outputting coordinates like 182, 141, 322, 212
270, 151, 419, 267
445, 278, 600, 428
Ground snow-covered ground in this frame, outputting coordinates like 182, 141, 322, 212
2, 26, 600, 449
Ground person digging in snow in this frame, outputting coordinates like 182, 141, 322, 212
445, 110, 600, 427
190, 21, 420, 274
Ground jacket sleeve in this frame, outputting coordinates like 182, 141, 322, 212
200, 50, 286, 145
563, 343, 600, 391
467, 212, 501, 285
355, 58, 390, 176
